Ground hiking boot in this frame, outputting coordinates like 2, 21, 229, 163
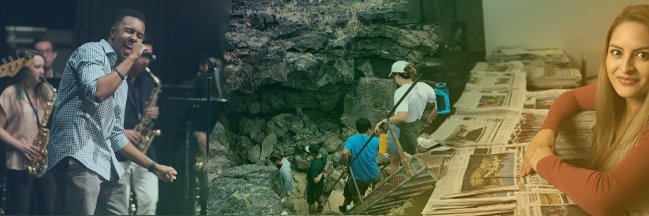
338, 205, 347, 213
315, 205, 324, 214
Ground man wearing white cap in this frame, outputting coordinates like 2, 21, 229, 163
375, 60, 438, 175
305, 144, 327, 214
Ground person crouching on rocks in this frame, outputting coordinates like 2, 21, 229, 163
270, 152, 295, 197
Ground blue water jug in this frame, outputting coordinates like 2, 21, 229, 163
435, 82, 451, 114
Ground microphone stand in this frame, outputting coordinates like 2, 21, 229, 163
200, 59, 215, 215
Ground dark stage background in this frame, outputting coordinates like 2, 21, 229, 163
0, 0, 231, 84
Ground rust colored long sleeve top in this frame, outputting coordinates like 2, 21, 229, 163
537, 83, 649, 216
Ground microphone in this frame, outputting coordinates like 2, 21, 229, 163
207, 58, 217, 70
142, 51, 156, 61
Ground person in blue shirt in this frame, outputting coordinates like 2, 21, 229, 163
339, 118, 381, 213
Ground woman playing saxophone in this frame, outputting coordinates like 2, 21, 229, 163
0, 50, 56, 215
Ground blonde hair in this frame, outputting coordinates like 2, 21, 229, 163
587, 4, 649, 171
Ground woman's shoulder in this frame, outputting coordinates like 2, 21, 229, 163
0, 85, 17, 97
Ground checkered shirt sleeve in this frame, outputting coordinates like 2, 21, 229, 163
47, 39, 129, 180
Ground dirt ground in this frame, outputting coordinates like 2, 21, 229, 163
290, 171, 346, 215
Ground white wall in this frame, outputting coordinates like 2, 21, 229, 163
482, 0, 647, 68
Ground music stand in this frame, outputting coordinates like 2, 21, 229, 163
155, 97, 226, 215
158, 84, 193, 108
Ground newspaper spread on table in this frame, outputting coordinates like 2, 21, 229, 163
454, 88, 526, 115
466, 72, 527, 90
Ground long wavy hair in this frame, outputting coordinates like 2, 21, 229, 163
10, 50, 51, 108
587, 4, 649, 171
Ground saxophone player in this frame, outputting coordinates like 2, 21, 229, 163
0, 50, 56, 214
107, 36, 160, 215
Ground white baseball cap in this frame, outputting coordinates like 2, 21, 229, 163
389, 60, 408, 77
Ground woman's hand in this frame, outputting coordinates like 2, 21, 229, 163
519, 129, 557, 177
527, 146, 555, 172
19, 144, 41, 161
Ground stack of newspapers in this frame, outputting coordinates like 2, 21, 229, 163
421, 145, 598, 216
453, 88, 526, 115
485, 47, 571, 67
454, 63, 528, 122
429, 115, 519, 148
512, 90, 595, 160
526, 66, 582, 89
484, 47, 581, 89
466, 72, 527, 90
470, 61, 525, 74
421, 145, 552, 215
515, 191, 589, 216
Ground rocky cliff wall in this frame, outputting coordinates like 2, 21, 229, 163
222, 0, 441, 166
207, 0, 442, 213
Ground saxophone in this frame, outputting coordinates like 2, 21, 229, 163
25, 79, 57, 177
133, 67, 162, 154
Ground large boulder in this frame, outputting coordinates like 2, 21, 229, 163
207, 165, 281, 215
340, 77, 398, 132
239, 117, 267, 143
205, 123, 236, 180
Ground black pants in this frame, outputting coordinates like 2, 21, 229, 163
5, 170, 56, 215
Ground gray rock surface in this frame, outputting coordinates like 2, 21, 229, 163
207, 165, 281, 215
208, 0, 444, 213
340, 77, 399, 132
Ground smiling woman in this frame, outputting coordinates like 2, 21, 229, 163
606, 21, 649, 102
519, 4, 649, 216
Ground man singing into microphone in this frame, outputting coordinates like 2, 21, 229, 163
47, 9, 176, 215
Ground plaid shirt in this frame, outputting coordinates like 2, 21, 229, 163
47, 39, 129, 180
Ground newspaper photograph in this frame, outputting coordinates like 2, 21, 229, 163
431, 115, 519, 146
523, 89, 569, 110
423, 145, 551, 215
471, 62, 525, 73
461, 153, 516, 193
454, 88, 525, 115
439, 146, 543, 198
466, 72, 527, 90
